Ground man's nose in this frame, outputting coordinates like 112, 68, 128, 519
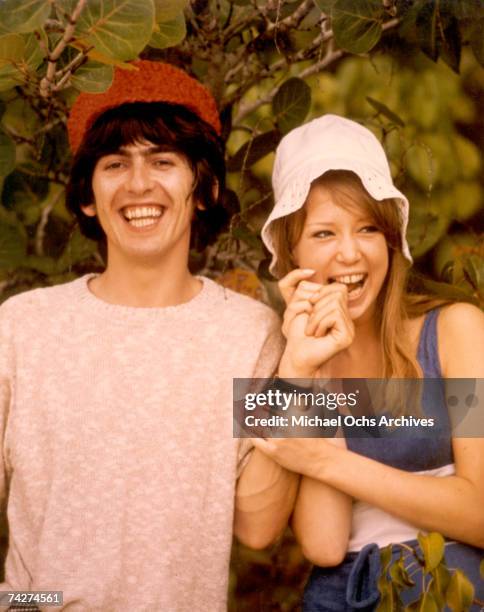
125, 162, 155, 193
335, 235, 362, 264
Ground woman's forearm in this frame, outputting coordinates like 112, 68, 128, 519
318, 443, 484, 548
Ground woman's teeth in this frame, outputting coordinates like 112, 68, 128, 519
122, 206, 164, 228
328, 273, 367, 295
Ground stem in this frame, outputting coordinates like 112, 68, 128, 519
39, 0, 88, 98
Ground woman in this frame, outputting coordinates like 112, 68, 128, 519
254, 115, 484, 610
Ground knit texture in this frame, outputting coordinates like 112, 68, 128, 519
68, 60, 222, 152
0, 275, 283, 611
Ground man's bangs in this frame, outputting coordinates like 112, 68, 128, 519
87, 109, 182, 158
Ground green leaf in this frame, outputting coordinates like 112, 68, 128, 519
0, 128, 15, 179
380, 544, 393, 572
332, 0, 384, 54
227, 130, 280, 172
481, 558, 484, 579
72, 0, 155, 61
56, 228, 98, 272
366, 97, 405, 127
418, 590, 439, 612
24, 255, 58, 275
313, 0, 337, 13
0, 222, 27, 269
149, 13, 186, 50
389, 557, 415, 588
470, 19, 484, 67
232, 222, 263, 250
0, 34, 25, 63
70, 61, 114, 93
439, 12, 461, 74
416, 1, 440, 61
430, 565, 451, 609
0, 0, 51, 34
272, 78, 311, 135
153, 0, 189, 21
445, 569, 475, 611
417, 532, 445, 572
462, 254, 481, 290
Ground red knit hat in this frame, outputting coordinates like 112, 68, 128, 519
67, 60, 221, 152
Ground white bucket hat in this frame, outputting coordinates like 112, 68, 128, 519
261, 114, 412, 277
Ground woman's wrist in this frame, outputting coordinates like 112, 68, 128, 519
278, 350, 319, 379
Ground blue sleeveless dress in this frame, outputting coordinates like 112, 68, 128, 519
302, 309, 484, 611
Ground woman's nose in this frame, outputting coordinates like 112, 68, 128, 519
335, 235, 362, 263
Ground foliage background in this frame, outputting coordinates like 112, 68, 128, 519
0, 0, 483, 609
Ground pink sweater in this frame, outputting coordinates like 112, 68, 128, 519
0, 275, 283, 611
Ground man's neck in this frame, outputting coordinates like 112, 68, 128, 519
88, 257, 202, 308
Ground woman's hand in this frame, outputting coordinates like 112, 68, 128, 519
277, 269, 355, 377
251, 437, 344, 479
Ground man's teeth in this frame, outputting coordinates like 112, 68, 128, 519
123, 206, 163, 220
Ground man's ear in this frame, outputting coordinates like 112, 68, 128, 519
80, 203, 96, 217
212, 179, 219, 202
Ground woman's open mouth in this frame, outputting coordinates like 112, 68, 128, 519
328, 273, 368, 300
121, 205, 165, 229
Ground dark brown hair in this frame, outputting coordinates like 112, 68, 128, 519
65, 101, 229, 250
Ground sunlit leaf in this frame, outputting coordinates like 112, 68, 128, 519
273, 77, 311, 134
332, 0, 384, 54
417, 532, 445, 572
149, 13, 186, 50
217, 268, 264, 300
429, 564, 451, 610
0, 34, 25, 63
446, 569, 475, 611
227, 130, 280, 172
70, 61, 114, 93
313, 0, 337, 13
69, 0, 155, 61
0, 0, 51, 34
153, 0, 189, 21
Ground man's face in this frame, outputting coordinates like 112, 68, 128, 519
82, 140, 196, 265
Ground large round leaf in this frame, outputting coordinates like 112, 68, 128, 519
70, 61, 114, 93
332, 0, 384, 54
153, 0, 189, 22
72, 0, 155, 61
227, 130, 281, 172
0, 34, 25, 63
149, 13, 186, 50
0, 0, 51, 34
272, 77, 311, 134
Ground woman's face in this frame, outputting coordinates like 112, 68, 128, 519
292, 183, 389, 324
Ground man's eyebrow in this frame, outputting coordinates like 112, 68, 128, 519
116, 145, 175, 156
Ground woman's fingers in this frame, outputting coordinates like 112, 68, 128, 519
278, 269, 317, 304
282, 299, 313, 337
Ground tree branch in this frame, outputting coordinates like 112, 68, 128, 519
39, 0, 88, 98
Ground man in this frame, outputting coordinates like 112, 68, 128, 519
0, 61, 296, 611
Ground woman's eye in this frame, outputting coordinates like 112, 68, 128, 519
360, 225, 379, 233
313, 230, 334, 239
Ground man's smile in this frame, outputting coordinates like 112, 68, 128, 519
120, 204, 165, 229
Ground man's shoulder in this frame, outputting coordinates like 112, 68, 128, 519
203, 277, 280, 329
0, 276, 83, 318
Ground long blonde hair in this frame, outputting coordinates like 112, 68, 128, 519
270, 170, 454, 378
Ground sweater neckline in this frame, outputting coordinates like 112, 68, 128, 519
71, 273, 219, 323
